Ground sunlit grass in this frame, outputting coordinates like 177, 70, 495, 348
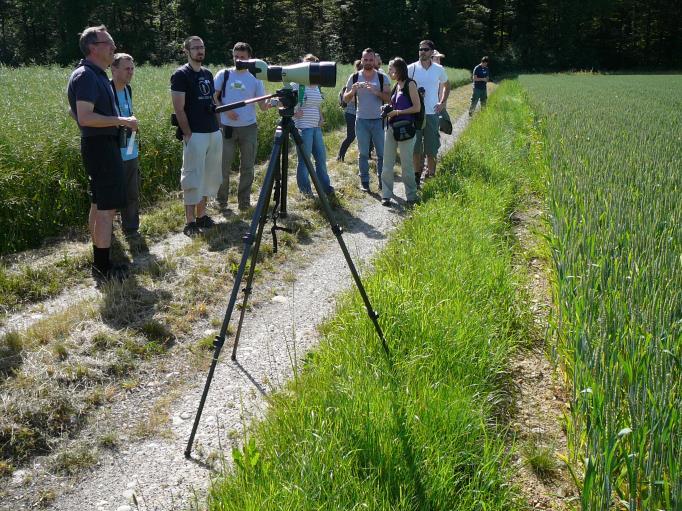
206, 81, 537, 510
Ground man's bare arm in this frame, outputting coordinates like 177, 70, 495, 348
76, 101, 138, 129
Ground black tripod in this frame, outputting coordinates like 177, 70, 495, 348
185, 87, 388, 458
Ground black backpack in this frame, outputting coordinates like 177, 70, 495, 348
409, 68, 427, 130
217, 69, 230, 101
339, 71, 385, 109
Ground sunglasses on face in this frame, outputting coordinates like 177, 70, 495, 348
419, 48, 431, 52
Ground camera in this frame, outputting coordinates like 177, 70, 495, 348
118, 126, 131, 148
380, 103, 394, 120
235, 59, 336, 87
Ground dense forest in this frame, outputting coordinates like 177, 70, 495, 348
1, 0, 680, 70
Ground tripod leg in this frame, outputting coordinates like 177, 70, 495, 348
230, 200, 271, 360
185, 124, 285, 458
289, 127, 390, 357
280, 131, 289, 217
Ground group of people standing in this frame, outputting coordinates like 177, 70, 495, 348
339, 40, 451, 206
67, 25, 489, 282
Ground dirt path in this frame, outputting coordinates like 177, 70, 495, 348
509, 199, 576, 509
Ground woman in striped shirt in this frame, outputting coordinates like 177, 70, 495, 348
293, 54, 334, 196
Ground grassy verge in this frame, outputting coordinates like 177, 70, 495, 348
206, 80, 539, 509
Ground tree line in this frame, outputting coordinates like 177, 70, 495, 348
1, 0, 680, 70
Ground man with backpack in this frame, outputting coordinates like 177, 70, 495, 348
342, 48, 391, 192
170, 36, 222, 236
408, 40, 450, 184
214, 41, 271, 212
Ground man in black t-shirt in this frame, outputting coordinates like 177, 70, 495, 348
67, 25, 138, 282
170, 36, 222, 237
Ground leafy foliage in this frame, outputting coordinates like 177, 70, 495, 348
0, 0, 680, 69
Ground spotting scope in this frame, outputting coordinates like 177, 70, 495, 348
235, 59, 336, 87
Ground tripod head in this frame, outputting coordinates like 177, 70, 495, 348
272, 87, 298, 117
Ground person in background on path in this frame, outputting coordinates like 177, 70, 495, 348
170, 36, 222, 237
469, 56, 490, 116
408, 39, 450, 184
67, 25, 138, 282
110, 52, 141, 239
342, 48, 391, 192
293, 54, 334, 197
214, 41, 271, 212
337, 59, 362, 162
374, 53, 383, 72
380, 57, 420, 207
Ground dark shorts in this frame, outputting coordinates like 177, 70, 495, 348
81, 136, 127, 210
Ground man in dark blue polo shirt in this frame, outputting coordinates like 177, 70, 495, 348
67, 25, 138, 282
469, 56, 490, 116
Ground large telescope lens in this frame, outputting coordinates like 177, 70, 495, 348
236, 59, 336, 87
308, 62, 337, 87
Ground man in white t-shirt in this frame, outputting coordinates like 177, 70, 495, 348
214, 41, 271, 211
407, 39, 450, 182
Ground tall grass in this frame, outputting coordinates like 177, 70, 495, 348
0, 63, 470, 255
521, 74, 682, 510
206, 81, 539, 509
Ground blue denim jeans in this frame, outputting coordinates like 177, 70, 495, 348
296, 127, 333, 194
355, 117, 384, 184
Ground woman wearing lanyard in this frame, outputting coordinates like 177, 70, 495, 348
111, 53, 141, 238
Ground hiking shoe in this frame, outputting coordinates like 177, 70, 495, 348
196, 215, 216, 228
381, 198, 391, 207
123, 230, 141, 240
183, 221, 201, 237
360, 182, 370, 192
326, 186, 335, 196
238, 202, 251, 212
